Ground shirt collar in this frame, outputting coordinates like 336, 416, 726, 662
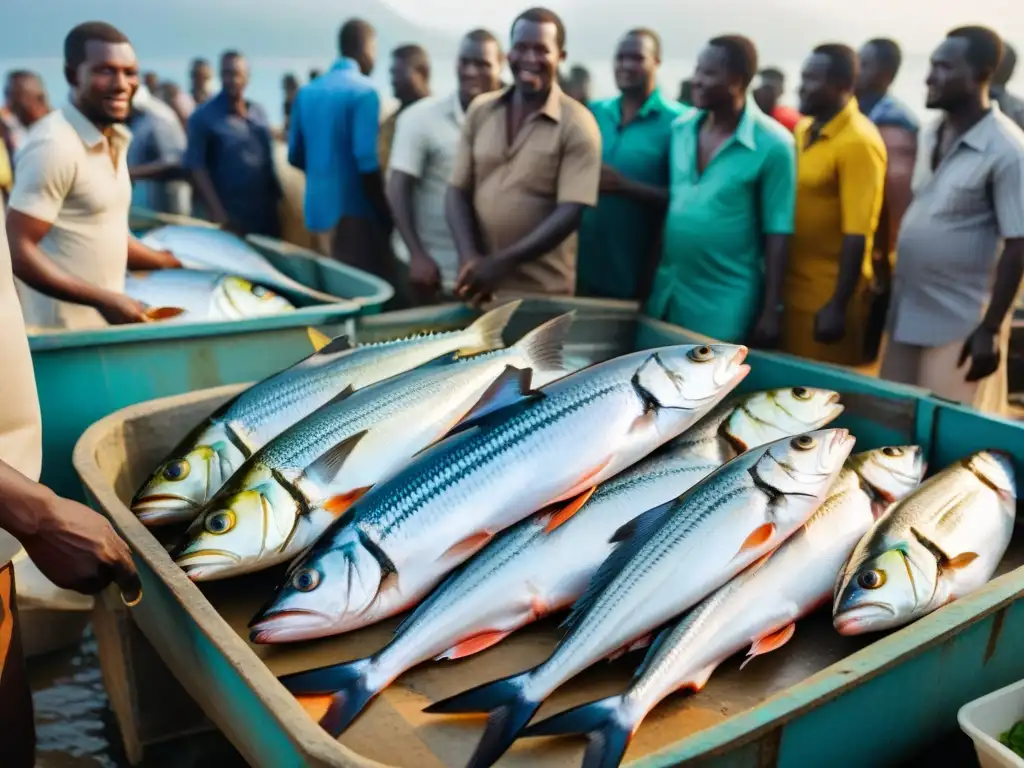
735, 98, 763, 149
818, 96, 859, 139
63, 99, 131, 150
495, 83, 563, 122
611, 88, 670, 123
958, 103, 1002, 152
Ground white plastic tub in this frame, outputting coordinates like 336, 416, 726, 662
959, 679, 1024, 768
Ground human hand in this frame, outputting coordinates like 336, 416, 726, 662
20, 494, 141, 600
749, 306, 782, 349
158, 249, 182, 269
455, 255, 507, 308
599, 164, 626, 193
96, 293, 151, 325
814, 300, 847, 344
958, 325, 1000, 382
409, 251, 442, 298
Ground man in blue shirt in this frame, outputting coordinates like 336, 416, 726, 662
184, 50, 281, 237
289, 18, 394, 278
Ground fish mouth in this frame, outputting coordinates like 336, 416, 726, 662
248, 609, 335, 644
833, 602, 896, 635
175, 549, 243, 581
132, 494, 202, 523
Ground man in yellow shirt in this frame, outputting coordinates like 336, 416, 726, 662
784, 44, 887, 366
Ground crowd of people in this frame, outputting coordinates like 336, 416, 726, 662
0, 10, 1023, 764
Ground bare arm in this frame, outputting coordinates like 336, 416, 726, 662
191, 168, 231, 225
388, 172, 428, 257
493, 204, 585, 268
603, 164, 669, 206
127, 236, 180, 270
750, 140, 796, 347
129, 161, 189, 182
360, 171, 392, 230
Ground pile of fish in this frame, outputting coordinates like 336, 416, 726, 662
133, 225, 358, 321
130, 304, 1019, 768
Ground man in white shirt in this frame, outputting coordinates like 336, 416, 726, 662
386, 29, 505, 303
5, 21, 179, 332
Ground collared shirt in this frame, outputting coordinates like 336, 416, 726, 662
787, 98, 887, 314
991, 87, 1024, 133
183, 91, 280, 236
9, 102, 133, 330
891, 105, 1024, 347
646, 99, 796, 343
389, 92, 466, 286
450, 84, 602, 296
289, 58, 380, 232
859, 91, 920, 134
128, 85, 191, 216
577, 89, 689, 300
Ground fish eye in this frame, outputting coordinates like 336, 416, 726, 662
882, 446, 904, 457
251, 284, 270, 299
204, 510, 236, 535
792, 435, 817, 451
792, 386, 811, 400
857, 569, 886, 590
687, 345, 714, 363
163, 459, 190, 482
291, 568, 320, 592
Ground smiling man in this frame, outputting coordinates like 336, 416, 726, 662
5, 22, 180, 330
447, 6, 602, 304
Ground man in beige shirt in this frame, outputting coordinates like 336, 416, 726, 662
447, 7, 602, 303
388, 29, 505, 302
6, 22, 179, 332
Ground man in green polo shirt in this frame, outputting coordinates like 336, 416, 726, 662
646, 35, 796, 345
576, 28, 688, 301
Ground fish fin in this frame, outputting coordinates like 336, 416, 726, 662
445, 366, 543, 438
631, 625, 674, 680
322, 384, 357, 409
741, 623, 796, 670
556, 457, 614, 502
735, 522, 776, 557
946, 552, 980, 570
436, 630, 515, 661
280, 657, 377, 737
520, 696, 634, 768
459, 300, 522, 355
510, 312, 574, 375
422, 670, 539, 768
442, 531, 493, 561
415, 350, 463, 369
562, 501, 677, 633
677, 663, 718, 693
315, 334, 353, 356
144, 306, 187, 321
307, 327, 333, 352
605, 631, 653, 661
306, 430, 368, 486
543, 486, 598, 534
323, 487, 371, 518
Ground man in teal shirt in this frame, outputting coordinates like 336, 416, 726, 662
576, 29, 688, 300
647, 35, 796, 345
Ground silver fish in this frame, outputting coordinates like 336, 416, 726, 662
173, 313, 574, 580
833, 450, 1016, 635
131, 301, 522, 526
520, 445, 925, 768
248, 344, 750, 644
276, 387, 843, 736
139, 224, 356, 307
124, 270, 295, 322
423, 428, 854, 768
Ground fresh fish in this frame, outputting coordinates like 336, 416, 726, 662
248, 343, 751, 644
124, 270, 295, 322
130, 302, 521, 526
520, 445, 925, 768
833, 450, 1016, 635
276, 386, 844, 736
423, 428, 854, 768
173, 313, 574, 580
139, 224, 356, 307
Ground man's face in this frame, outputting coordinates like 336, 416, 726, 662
857, 43, 886, 94
69, 40, 139, 125
390, 55, 424, 103
691, 45, 734, 110
508, 19, 563, 96
798, 53, 836, 116
457, 38, 503, 103
926, 37, 976, 110
221, 56, 249, 101
614, 34, 657, 95
6, 77, 49, 127
191, 62, 212, 91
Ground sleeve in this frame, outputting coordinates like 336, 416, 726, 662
449, 102, 480, 191
7, 135, 74, 224
352, 89, 381, 174
182, 110, 209, 171
388, 106, 428, 179
556, 111, 602, 206
288, 91, 306, 170
758, 136, 797, 234
838, 134, 887, 236
992, 145, 1024, 239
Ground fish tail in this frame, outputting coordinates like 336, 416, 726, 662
423, 670, 539, 768
278, 657, 377, 737
521, 696, 633, 768
461, 300, 523, 354
512, 311, 574, 377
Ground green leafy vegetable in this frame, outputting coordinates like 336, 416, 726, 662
998, 720, 1024, 758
